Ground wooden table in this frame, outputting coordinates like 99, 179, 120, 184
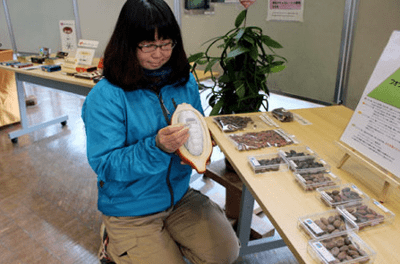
205, 105, 400, 263
0, 63, 94, 143
0, 61, 215, 143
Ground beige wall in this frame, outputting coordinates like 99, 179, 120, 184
180, 1, 346, 105
179, 0, 400, 109
346, 0, 400, 109
0, 3, 12, 50
3, 0, 399, 108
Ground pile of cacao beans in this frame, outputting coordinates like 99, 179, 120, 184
320, 235, 370, 263
214, 116, 253, 132
343, 204, 384, 229
230, 130, 292, 151
323, 187, 363, 207
306, 214, 348, 237
298, 172, 336, 191
254, 157, 282, 172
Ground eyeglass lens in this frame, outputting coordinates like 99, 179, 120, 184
140, 42, 175, 53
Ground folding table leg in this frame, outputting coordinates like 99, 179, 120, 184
236, 184, 286, 256
8, 73, 68, 143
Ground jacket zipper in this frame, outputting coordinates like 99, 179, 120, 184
156, 90, 175, 208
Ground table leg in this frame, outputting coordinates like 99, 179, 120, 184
237, 184, 286, 256
8, 73, 68, 143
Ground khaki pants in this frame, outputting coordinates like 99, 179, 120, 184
102, 188, 240, 264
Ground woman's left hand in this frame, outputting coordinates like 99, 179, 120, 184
156, 124, 189, 153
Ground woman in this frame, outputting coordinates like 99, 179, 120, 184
81, 0, 240, 263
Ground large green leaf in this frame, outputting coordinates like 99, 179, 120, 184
270, 65, 286, 73
243, 35, 255, 46
218, 74, 230, 83
235, 28, 245, 41
226, 46, 250, 58
261, 36, 283, 49
271, 61, 285, 67
234, 82, 245, 98
249, 46, 259, 61
204, 58, 218, 73
210, 100, 224, 116
195, 59, 208, 65
188, 52, 204, 63
235, 10, 247, 28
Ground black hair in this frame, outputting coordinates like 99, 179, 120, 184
103, 0, 190, 90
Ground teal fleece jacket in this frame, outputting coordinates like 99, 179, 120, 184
81, 74, 203, 217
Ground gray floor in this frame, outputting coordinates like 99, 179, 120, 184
0, 83, 320, 263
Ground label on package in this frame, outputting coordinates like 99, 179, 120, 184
296, 173, 306, 182
321, 191, 333, 201
328, 172, 337, 178
304, 218, 324, 235
337, 208, 357, 222
249, 157, 260, 167
351, 185, 363, 196
312, 242, 336, 262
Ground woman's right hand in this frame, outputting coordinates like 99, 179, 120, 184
156, 124, 189, 153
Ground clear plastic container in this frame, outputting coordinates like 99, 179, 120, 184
298, 209, 359, 239
294, 171, 341, 191
247, 153, 289, 174
337, 199, 395, 231
316, 183, 369, 208
287, 155, 330, 174
308, 231, 376, 264
278, 145, 317, 161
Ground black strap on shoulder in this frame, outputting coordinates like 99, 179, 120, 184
157, 93, 171, 125
171, 98, 177, 109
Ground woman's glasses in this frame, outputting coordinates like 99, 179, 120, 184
138, 41, 176, 53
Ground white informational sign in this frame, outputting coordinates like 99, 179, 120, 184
267, 0, 304, 22
340, 31, 400, 179
75, 39, 99, 66
59, 20, 77, 52
77, 39, 99, 49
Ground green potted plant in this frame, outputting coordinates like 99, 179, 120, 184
188, 1, 287, 115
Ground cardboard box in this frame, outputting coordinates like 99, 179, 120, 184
0, 49, 20, 127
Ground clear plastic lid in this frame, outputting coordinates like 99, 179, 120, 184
248, 152, 289, 174
298, 209, 358, 239
337, 199, 395, 231
307, 231, 376, 264
278, 145, 317, 161
316, 183, 369, 208
294, 171, 340, 191
287, 155, 330, 174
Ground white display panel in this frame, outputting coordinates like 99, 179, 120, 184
340, 30, 400, 179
